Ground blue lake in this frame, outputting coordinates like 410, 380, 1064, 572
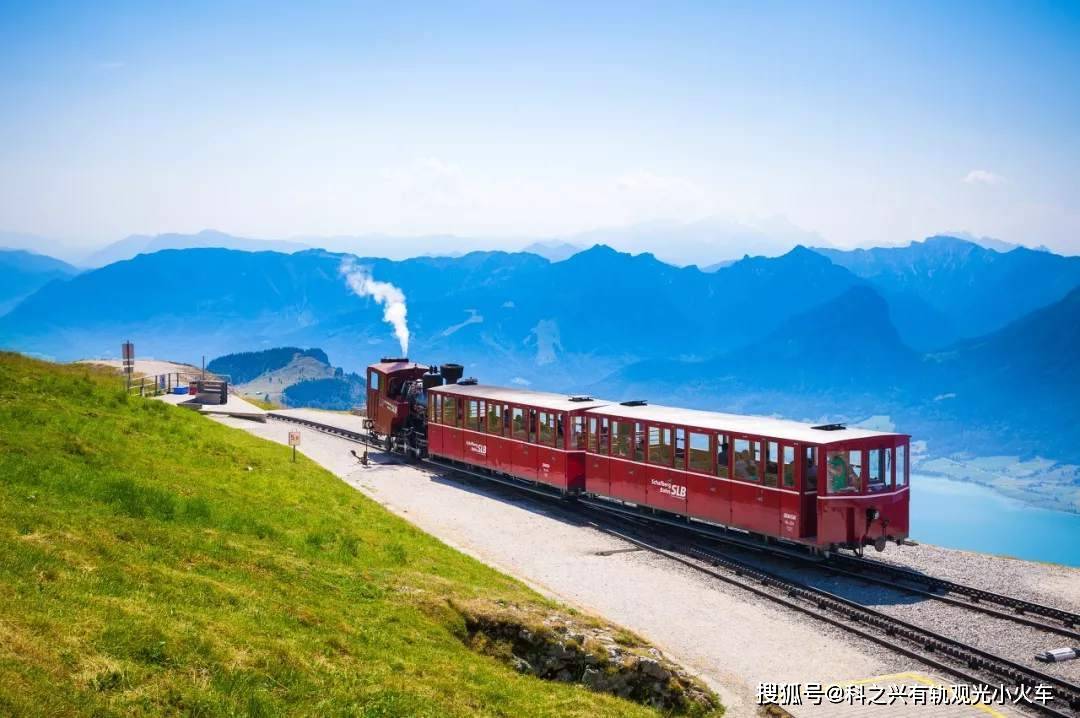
911, 474, 1080, 567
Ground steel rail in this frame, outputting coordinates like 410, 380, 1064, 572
830, 553, 1080, 631
577, 496, 1080, 640
593, 522, 1080, 718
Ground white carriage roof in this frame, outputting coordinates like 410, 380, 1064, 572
584, 403, 905, 444
429, 383, 612, 412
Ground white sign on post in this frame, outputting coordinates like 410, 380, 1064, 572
288, 430, 301, 462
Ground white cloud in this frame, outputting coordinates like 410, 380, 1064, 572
963, 169, 1005, 186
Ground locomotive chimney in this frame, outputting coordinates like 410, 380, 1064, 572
440, 363, 464, 384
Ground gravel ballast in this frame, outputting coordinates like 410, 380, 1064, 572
212, 415, 1080, 715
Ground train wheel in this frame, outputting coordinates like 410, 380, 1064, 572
384, 434, 393, 452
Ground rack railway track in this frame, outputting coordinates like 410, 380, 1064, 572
267, 411, 1080, 716
591, 521, 1080, 718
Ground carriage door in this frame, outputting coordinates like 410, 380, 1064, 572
777, 443, 801, 539
799, 445, 818, 538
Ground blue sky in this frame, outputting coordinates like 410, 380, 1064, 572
1, 0, 1078, 253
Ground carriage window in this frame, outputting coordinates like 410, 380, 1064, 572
688, 432, 711, 473
427, 394, 436, 422
487, 402, 502, 434
612, 421, 633, 458
368, 371, 380, 392
868, 448, 887, 491
587, 417, 598, 452
648, 426, 672, 466
804, 446, 818, 491
734, 439, 760, 482
897, 443, 908, 487
674, 428, 686, 469
557, 413, 565, 448
633, 422, 645, 462
528, 409, 538, 443
571, 415, 586, 449
442, 396, 457, 426
885, 448, 894, 488
716, 434, 731, 478
849, 450, 863, 490
599, 417, 610, 454
764, 441, 779, 487
538, 411, 556, 446
457, 398, 464, 425
511, 407, 526, 440
826, 450, 859, 493
782, 445, 796, 488
464, 400, 481, 430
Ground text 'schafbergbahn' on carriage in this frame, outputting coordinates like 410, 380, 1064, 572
365, 358, 910, 554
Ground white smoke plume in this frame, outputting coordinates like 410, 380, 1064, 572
340, 258, 410, 356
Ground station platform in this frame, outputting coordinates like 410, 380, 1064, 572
778, 672, 1021, 717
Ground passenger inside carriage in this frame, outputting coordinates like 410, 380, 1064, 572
827, 451, 859, 493
805, 455, 818, 490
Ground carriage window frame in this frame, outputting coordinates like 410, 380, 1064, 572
633, 422, 646, 462
867, 448, 888, 492
647, 425, 673, 466
511, 406, 527, 440
612, 420, 633, 458
599, 417, 610, 455
804, 446, 819, 491
716, 434, 732, 478
442, 395, 457, 426
782, 445, 796, 488
826, 449, 860, 494
587, 417, 598, 453
538, 411, 556, 447
464, 399, 481, 431
687, 431, 712, 474
571, 415, 586, 450
733, 437, 760, 483
897, 443, 908, 487
764, 441, 779, 487
487, 402, 503, 435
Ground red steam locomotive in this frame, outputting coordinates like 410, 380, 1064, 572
365, 358, 910, 554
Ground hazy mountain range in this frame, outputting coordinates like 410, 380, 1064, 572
0, 249, 79, 315
1, 235, 1078, 494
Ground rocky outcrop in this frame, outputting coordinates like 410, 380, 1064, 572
452, 600, 721, 716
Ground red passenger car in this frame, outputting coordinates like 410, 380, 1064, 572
426, 383, 610, 493
582, 403, 910, 552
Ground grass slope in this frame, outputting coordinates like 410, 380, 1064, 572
0, 354, 666, 717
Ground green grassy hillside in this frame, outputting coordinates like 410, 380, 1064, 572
0, 354, 693, 717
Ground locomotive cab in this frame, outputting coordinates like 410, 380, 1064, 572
365, 358, 430, 440
364, 358, 463, 456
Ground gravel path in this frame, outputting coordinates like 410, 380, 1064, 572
212, 415, 913, 716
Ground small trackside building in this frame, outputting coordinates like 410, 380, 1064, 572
581, 403, 910, 552
426, 383, 611, 493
